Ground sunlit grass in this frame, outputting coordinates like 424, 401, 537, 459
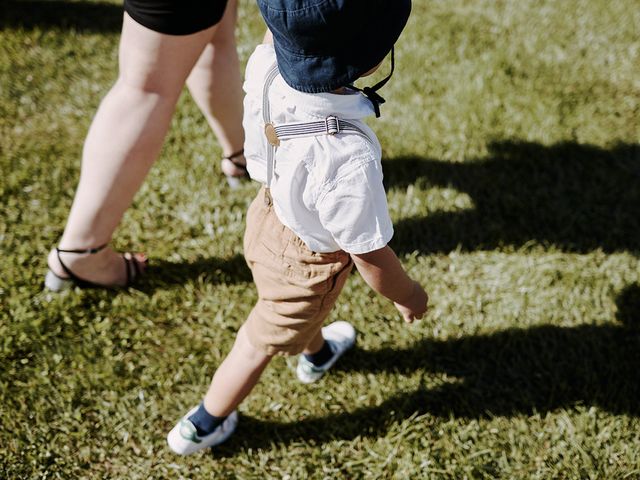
1, 0, 639, 478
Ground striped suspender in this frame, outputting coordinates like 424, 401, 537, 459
263, 63, 281, 204
274, 116, 369, 139
261, 62, 374, 204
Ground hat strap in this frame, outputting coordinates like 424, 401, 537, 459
349, 47, 395, 118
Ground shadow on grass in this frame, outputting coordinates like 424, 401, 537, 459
132, 139, 639, 291
212, 284, 640, 454
386, 141, 640, 254
135, 254, 252, 294
1, 0, 122, 32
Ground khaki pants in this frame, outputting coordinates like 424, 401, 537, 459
243, 188, 353, 355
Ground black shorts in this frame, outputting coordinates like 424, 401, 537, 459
124, 0, 229, 36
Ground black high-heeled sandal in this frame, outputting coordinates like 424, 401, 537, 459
44, 244, 147, 291
221, 149, 248, 189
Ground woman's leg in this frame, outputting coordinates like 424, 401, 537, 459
186, 0, 246, 178
49, 13, 224, 286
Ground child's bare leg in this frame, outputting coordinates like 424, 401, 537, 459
203, 325, 272, 417
302, 328, 325, 355
167, 325, 271, 455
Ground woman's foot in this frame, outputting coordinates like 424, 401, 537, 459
220, 149, 247, 188
46, 245, 147, 290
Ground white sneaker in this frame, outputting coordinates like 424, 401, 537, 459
167, 406, 238, 455
296, 321, 356, 384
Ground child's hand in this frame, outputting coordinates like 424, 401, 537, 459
393, 281, 428, 323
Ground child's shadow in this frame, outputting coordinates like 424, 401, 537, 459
386, 141, 640, 255
214, 283, 640, 455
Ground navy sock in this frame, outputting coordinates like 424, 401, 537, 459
303, 340, 334, 367
188, 403, 226, 436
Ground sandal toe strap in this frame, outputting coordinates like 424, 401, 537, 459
123, 253, 146, 286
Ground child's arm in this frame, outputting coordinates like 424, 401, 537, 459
351, 246, 428, 323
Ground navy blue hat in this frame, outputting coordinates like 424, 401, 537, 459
257, 0, 412, 94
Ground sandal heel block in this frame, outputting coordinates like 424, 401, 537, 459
44, 269, 74, 292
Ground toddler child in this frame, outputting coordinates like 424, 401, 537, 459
168, 0, 427, 455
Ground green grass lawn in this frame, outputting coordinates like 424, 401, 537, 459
1, 0, 639, 478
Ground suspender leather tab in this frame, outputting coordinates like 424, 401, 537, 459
265, 122, 280, 146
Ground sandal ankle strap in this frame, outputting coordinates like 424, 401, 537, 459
222, 149, 244, 161
56, 243, 109, 255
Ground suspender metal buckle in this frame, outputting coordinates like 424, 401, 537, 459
325, 116, 340, 135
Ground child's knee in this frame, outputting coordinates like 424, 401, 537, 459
235, 325, 273, 363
